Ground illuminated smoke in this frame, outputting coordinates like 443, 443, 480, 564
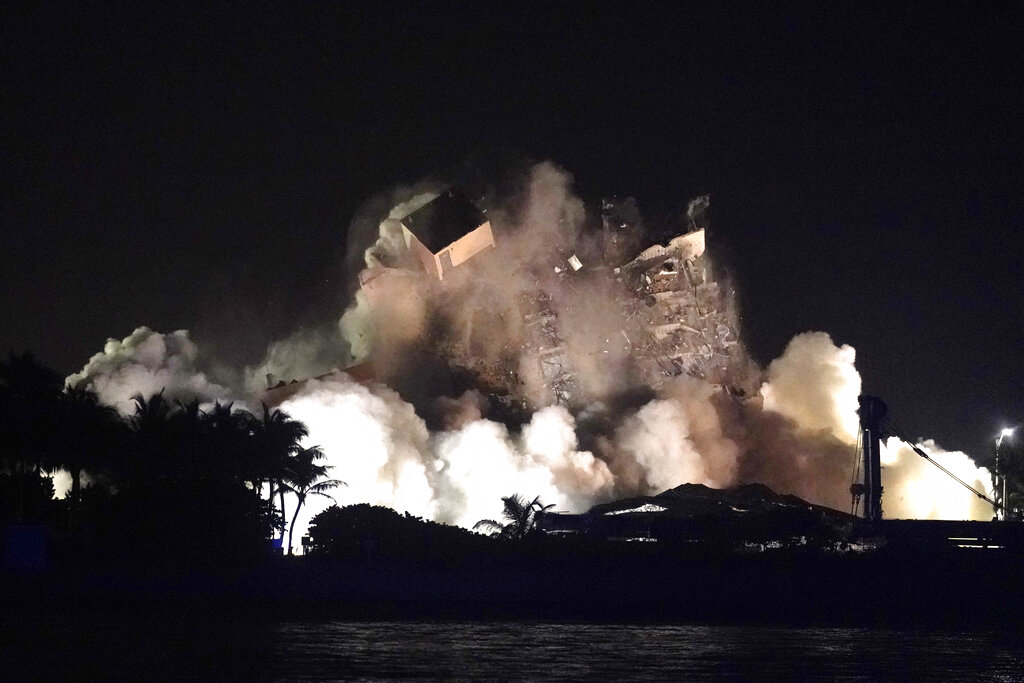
67, 326, 230, 414
51, 470, 72, 499
761, 332, 861, 443
881, 438, 994, 521
59, 327, 231, 500
746, 332, 994, 519
66, 163, 1000, 549
337, 290, 374, 363
610, 376, 739, 492
244, 325, 351, 395
277, 374, 434, 525
277, 374, 613, 537
733, 332, 867, 512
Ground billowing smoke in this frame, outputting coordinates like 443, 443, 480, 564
881, 438, 993, 521
66, 162, 998, 549
275, 373, 613, 539
608, 376, 739, 492
733, 331, 993, 516
67, 326, 230, 414
761, 332, 861, 443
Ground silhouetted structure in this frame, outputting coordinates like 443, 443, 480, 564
858, 395, 888, 521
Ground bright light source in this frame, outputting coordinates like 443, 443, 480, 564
1002, 428, 1015, 438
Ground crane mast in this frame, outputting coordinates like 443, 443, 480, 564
858, 395, 888, 521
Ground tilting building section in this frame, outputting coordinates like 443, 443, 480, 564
399, 188, 495, 280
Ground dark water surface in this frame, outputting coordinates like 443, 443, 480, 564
8, 615, 1024, 681
268, 622, 1024, 681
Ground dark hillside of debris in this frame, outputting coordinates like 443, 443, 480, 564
541, 483, 855, 547
590, 482, 854, 520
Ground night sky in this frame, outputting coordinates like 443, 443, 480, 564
3, 3, 1022, 462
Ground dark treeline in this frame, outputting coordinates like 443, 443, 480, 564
5, 353, 1024, 630
0, 352, 339, 566
0, 350, 558, 571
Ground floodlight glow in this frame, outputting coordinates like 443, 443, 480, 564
1001, 428, 1014, 437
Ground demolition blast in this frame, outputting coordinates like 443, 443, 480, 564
67, 163, 998, 550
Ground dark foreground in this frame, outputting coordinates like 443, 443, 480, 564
6, 544, 1024, 626
5, 545, 1024, 679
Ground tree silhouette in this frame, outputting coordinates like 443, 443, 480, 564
202, 401, 259, 488
280, 445, 344, 554
129, 391, 173, 433
53, 385, 124, 504
111, 392, 285, 563
126, 391, 176, 486
0, 352, 62, 475
251, 403, 308, 542
0, 353, 63, 521
473, 494, 554, 540
167, 399, 208, 484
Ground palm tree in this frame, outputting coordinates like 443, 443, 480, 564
280, 445, 345, 554
0, 352, 62, 475
0, 353, 63, 521
130, 391, 173, 433
251, 403, 308, 541
127, 391, 176, 485
473, 494, 554, 540
166, 399, 207, 483
202, 401, 257, 485
53, 385, 124, 503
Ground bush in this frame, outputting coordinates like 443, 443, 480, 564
308, 504, 499, 567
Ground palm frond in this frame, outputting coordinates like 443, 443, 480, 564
308, 479, 346, 493
473, 519, 503, 535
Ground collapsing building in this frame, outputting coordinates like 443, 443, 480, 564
259, 188, 753, 412
344, 189, 755, 410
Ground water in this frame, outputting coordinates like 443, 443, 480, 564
268, 622, 1024, 681
8, 616, 1024, 680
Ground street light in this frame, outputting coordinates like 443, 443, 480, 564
996, 428, 1015, 521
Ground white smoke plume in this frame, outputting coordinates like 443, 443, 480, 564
242, 324, 351, 395
881, 438, 994, 521
277, 374, 614, 537
337, 290, 374, 363
67, 326, 230, 414
747, 332, 994, 519
761, 332, 861, 443
610, 376, 739, 492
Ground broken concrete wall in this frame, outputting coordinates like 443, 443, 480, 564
435, 220, 495, 277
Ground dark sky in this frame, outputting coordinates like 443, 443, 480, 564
3, 3, 1022, 461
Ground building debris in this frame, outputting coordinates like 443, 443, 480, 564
270, 193, 755, 409
263, 361, 377, 404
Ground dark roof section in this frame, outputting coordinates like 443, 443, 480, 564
400, 188, 487, 253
